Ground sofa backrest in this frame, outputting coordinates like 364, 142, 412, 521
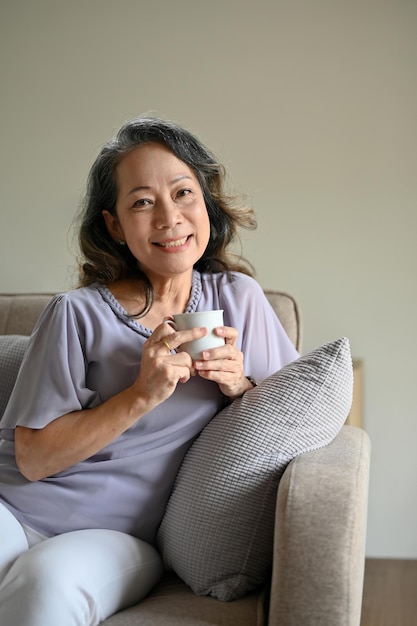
0, 290, 302, 352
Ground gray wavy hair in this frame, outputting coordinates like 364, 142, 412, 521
77, 116, 256, 316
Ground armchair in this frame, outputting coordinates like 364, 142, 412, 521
0, 291, 370, 626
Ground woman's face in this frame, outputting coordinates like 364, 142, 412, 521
103, 142, 210, 283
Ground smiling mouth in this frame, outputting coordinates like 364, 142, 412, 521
154, 236, 190, 248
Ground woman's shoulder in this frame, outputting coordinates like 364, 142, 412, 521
37, 284, 106, 326
200, 271, 264, 297
198, 271, 267, 318
200, 270, 259, 287
47, 284, 102, 309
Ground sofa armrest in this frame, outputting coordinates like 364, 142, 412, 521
268, 425, 371, 626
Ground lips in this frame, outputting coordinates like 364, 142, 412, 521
154, 236, 190, 248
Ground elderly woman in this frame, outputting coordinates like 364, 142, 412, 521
0, 117, 298, 625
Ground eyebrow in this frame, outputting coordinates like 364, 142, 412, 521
127, 175, 193, 196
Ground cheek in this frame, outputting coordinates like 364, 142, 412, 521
198, 206, 211, 245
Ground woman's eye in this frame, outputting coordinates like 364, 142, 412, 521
177, 188, 192, 198
132, 198, 151, 209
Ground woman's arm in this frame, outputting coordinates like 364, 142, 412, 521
15, 385, 148, 481
14, 321, 207, 481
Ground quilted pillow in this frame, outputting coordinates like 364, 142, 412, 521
0, 335, 29, 419
157, 337, 353, 601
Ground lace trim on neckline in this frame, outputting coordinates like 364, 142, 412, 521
185, 270, 202, 313
95, 270, 202, 334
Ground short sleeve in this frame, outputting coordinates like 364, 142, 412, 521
219, 274, 299, 382
0, 294, 101, 432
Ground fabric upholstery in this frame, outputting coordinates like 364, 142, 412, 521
157, 338, 353, 601
263, 290, 302, 352
0, 335, 29, 418
0, 291, 370, 626
0, 292, 302, 352
269, 425, 370, 626
103, 572, 266, 626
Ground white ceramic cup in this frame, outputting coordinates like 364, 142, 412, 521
171, 310, 225, 360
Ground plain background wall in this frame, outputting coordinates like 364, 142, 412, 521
1, 0, 416, 558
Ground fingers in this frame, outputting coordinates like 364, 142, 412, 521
161, 338, 173, 353
139, 321, 244, 404
194, 345, 249, 400
153, 324, 208, 354
194, 341, 243, 375
193, 329, 245, 395
213, 325, 238, 345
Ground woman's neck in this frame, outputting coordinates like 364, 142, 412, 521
108, 271, 194, 329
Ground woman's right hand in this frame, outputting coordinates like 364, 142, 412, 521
132, 322, 208, 408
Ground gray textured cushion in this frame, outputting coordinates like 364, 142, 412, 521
0, 335, 29, 419
157, 337, 353, 601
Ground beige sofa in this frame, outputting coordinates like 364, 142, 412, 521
0, 291, 370, 626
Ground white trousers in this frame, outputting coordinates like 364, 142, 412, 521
0, 503, 164, 626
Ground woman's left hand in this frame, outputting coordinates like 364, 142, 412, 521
193, 325, 253, 400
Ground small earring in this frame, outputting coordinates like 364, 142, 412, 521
118, 240, 126, 246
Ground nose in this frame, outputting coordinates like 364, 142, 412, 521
153, 196, 183, 229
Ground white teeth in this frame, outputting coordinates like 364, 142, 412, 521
159, 237, 188, 248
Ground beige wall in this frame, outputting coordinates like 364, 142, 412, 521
1, 0, 416, 557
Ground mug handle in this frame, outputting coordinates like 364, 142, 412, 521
163, 316, 177, 330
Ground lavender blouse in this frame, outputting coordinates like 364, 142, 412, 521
0, 271, 298, 543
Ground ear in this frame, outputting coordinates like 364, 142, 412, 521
102, 210, 124, 243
